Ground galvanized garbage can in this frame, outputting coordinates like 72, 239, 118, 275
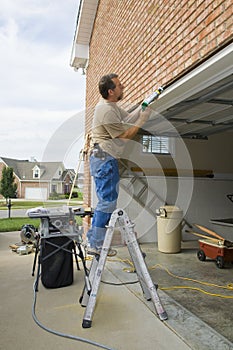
157, 206, 183, 253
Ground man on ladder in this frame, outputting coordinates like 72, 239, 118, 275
80, 73, 167, 328
86, 73, 151, 256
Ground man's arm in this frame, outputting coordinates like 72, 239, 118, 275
117, 108, 151, 141
123, 105, 141, 124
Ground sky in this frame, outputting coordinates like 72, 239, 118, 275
0, 0, 86, 169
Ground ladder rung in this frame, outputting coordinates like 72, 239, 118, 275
136, 185, 147, 198
129, 176, 137, 185
147, 195, 158, 208
120, 183, 156, 217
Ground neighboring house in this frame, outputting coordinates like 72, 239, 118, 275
71, 1, 233, 242
0, 157, 78, 200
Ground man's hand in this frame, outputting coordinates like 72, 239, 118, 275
136, 107, 152, 127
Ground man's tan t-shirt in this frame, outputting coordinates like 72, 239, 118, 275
91, 99, 131, 158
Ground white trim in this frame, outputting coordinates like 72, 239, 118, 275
70, 0, 99, 69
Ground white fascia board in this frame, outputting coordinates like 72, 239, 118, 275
151, 43, 233, 113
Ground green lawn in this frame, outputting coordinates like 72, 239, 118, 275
0, 217, 41, 232
0, 199, 83, 210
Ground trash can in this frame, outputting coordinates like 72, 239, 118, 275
157, 206, 183, 253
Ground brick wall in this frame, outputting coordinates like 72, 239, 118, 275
86, 0, 232, 109
83, 0, 233, 207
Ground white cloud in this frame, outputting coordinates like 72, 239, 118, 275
0, 107, 86, 167
0, 0, 86, 167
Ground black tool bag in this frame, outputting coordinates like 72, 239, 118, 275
40, 236, 74, 288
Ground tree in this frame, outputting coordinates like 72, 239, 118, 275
0, 166, 17, 202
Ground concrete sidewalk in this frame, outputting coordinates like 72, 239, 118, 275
1, 232, 232, 350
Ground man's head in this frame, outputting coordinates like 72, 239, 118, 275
99, 73, 124, 102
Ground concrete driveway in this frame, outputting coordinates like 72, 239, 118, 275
0, 231, 192, 350
1, 231, 232, 350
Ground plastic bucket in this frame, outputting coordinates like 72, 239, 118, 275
157, 206, 183, 253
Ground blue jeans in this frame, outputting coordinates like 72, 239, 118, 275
87, 154, 119, 249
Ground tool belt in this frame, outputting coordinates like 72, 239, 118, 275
90, 144, 108, 159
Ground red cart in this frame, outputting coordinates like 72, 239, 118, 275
197, 239, 233, 268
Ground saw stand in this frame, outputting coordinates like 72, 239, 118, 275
80, 208, 168, 328
29, 207, 92, 290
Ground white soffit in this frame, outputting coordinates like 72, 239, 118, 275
70, 0, 99, 68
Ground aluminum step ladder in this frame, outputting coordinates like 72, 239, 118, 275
80, 208, 168, 328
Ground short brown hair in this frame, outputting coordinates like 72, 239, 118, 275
99, 73, 118, 99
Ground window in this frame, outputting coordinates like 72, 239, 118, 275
142, 135, 170, 154
33, 166, 40, 179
